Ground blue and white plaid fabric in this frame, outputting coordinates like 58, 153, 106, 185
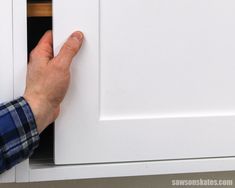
0, 97, 39, 174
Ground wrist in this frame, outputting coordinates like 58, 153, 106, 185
23, 94, 56, 133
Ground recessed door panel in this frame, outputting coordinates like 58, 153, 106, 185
54, 0, 235, 164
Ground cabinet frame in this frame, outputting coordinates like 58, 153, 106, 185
16, 157, 235, 182
12, 0, 235, 183
0, 0, 15, 183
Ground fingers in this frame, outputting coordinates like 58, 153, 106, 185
54, 31, 84, 68
38, 30, 53, 47
53, 106, 60, 120
30, 30, 53, 61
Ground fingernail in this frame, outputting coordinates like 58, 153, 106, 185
71, 31, 83, 42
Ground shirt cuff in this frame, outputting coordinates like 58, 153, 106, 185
18, 97, 40, 155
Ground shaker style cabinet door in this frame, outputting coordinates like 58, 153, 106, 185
0, 0, 15, 183
53, 0, 235, 165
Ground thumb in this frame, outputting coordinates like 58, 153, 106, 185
55, 31, 84, 68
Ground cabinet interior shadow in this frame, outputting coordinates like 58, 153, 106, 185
28, 16, 54, 162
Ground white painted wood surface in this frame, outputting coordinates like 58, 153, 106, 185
14, 0, 235, 183
13, 0, 28, 182
13, 0, 27, 99
28, 157, 235, 182
13, 0, 29, 182
0, 1, 13, 102
0, 0, 15, 183
53, 0, 235, 165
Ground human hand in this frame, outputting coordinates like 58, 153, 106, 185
24, 30, 84, 133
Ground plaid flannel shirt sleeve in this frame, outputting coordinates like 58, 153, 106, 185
0, 97, 39, 174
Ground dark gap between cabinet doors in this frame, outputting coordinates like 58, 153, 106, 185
28, 15, 54, 163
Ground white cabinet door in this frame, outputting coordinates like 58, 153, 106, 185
0, 0, 15, 183
54, 0, 235, 165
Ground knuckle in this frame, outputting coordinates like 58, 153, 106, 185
29, 44, 53, 61
29, 49, 38, 60
64, 41, 78, 54
41, 43, 52, 55
53, 61, 68, 72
